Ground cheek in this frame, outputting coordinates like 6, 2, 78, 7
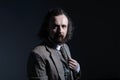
52, 28, 57, 33
50, 29, 56, 36
64, 28, 68, 35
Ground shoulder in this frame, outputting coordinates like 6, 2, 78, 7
28, 45, 47, 65
31, 44, 49, 59
33, 45, 46, 54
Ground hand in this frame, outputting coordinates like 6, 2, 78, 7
68, 58, 79, 72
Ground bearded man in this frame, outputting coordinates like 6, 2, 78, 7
27, 8, 81, 80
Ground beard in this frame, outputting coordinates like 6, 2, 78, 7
50, 33, 66, 44
55, 34, 64, 43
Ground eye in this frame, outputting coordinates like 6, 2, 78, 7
52, 24, 58, 29
62, 25, 67, 28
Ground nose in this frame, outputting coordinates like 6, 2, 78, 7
58, 26, 62, 33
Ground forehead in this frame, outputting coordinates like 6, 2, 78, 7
54, 15, 68, 25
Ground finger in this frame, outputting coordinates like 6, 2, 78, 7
69, 58, 77, 63
69, 65, 73, 69
69, 63, 77, 70
69, 63, 75, 68
69, 61, 79, 68
69, 60, 77, 65
69, 62, 77, 66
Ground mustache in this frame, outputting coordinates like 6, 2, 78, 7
54, 33, 64, 39
56, 33, 64, 38
56, 32, 64, 36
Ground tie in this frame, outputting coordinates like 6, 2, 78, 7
59, 46, 68, 64
59, 46, 71, 80
60, 46, 68, 62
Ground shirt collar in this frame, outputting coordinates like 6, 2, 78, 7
56, 45, 62, 51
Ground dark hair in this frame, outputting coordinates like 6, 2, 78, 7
38, 8, 74, 42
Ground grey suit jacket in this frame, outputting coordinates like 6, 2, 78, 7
27, 43, 80, 80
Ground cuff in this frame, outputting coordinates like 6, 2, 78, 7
76, 63, 80, 73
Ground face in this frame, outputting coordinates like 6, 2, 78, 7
49, 14, 68, 44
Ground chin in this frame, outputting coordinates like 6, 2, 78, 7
56, 39, 65, 44
53, 36, 66, 44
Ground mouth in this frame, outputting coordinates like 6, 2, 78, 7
54, 33, 64, 42
58, 34, 63, 37
58, 33, 64, 39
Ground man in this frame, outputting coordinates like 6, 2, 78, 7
27, 8, 81, 80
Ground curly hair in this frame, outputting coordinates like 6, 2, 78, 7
38, 8, 74, 42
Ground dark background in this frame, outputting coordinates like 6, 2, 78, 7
0, 0, 119, 80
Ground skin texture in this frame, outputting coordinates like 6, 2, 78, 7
69, 57, 79, 71
49, 14, 79, 72
49, 14, 68, 44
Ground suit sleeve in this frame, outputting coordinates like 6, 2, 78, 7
27, 52, 48, 80
72, 64, 81, 80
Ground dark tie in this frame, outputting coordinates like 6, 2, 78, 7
59, 46, 68, 64
60, 46, 68, 62
59, 46, 71, 80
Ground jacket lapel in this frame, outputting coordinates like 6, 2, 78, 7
46, 46, 65, 80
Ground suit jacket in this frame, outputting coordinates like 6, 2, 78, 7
27, 43, 80, 80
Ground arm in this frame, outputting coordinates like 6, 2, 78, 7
27, 52, 48, 80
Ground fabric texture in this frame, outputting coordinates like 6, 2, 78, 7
27, 43, 80, 80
